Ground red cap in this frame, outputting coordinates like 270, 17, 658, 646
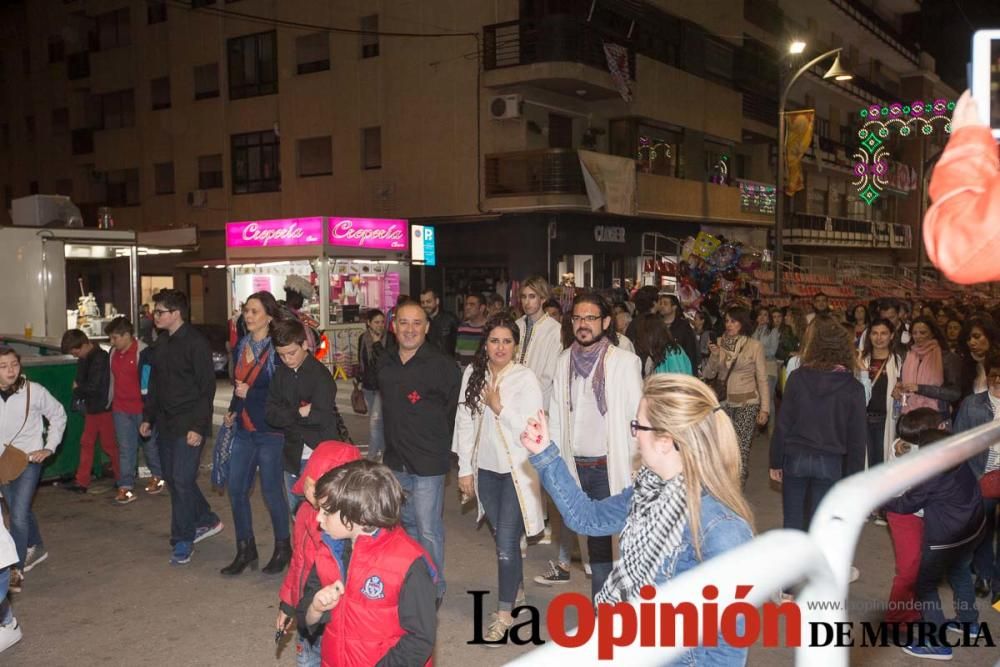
292, 441, 361, 494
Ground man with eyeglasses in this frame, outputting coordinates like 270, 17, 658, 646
953, 354, 1000, 608
534, 293, 642, 598
140, 289, 222, 566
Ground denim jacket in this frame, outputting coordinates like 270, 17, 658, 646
530, 443, 753, 666
953, 391, 994, 476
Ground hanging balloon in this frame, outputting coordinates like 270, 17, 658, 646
677, 282, 700, 307
680, 237, 696, 261
738, 252, 762, 272
692, 232, 722, 259
710, 243, 740, 269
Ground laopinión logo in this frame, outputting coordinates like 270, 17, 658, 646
467, 586, 996, 659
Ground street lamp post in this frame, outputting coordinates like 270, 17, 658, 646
774, 47, 851, 295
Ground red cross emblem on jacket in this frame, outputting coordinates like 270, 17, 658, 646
408, 391, 421, 404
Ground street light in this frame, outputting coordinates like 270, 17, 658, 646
774, 47, 853, 294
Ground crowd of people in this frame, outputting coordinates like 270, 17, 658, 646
1, 274, 999, 663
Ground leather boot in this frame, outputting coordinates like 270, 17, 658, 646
262, 538, 292, 575
220, 539, 258, 576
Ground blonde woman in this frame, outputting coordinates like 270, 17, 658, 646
519, 374, 754, 665
453, 314, 545, 642
515, 276, 563, 412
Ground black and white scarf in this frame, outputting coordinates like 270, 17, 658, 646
595, 468, 687, 605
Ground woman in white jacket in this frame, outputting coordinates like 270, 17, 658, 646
0, 504, 22, 652
0, 346, 67, 593
453, 314, 545, 643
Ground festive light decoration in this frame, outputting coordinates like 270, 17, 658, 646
739, 180, 776, 215
637, 135, 673, 164
853, 99, 954, 205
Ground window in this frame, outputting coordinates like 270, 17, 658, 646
55, 178, 73, 197
154, 162, 174, 194
617, 120, 684, 179
193, 63, 219, 100
361, 15, 379, 58
296, 32, 329, 74
362, 126, 381, 169
151, 76, 171, 110
231, 130, 280, 193
147, 0, 167, 24
105, 168, 140, 206
52, 108, 69, 135
29, 181, 39, 195
96, 8, 130, 51
297, 136, 332, 177
98, 90, 135, 129
25, 116, 35, 142
704, 141, 731, 185
198, 154, 223, 189
703, 38, 734, 86
48, 36, 65, 63
228, 31, 277, 100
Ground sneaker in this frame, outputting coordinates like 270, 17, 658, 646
902, 644, 953, 660
482, 613, 514, 645
115, 488, 137, 505
873, 514, 888, 527
944, 620, 984, 640
0, 617, 22, 653
22, 546, 47, 573
170, 541, 193, 566
533, 560, 570, 586
145, 477, 165, 494
515, 586, 526, 608
63, 481, 88, 494
7, 568, 22, 594
193, 520, 223, 544
584, 562, 592, 577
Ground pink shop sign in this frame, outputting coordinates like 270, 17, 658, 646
329, 217, 409, 251
226, 217, 325, 248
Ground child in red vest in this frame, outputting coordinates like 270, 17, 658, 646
299, 460, 437, 666
277, 441, 360, 666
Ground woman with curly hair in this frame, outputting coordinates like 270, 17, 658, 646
452, 314, 545, 642
770, 313, 867, 533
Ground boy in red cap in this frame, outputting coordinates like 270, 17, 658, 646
276, 440, 360, 666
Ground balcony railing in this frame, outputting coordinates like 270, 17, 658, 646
743, 0, 784, 35
830, 0, 920, 65
483, 16, 635, 78
783, 213, 911, 249
484, 149, 585, 197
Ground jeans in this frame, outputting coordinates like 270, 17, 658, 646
782, 475, 837, 532
477, 469, 525, 610
228, 429, 290, 543
296, 633, 321, 667
0, 462, 42, 568
113, 411, 163, 489
393, 469, 446, 598
972, 498, 999, 594
916, 541, 979, 626
362, 390, 384, 461
160, 434, 218, 545
0, 566, 9, 624
866, 415, 887, 469
76, 412, 120, 487
575, 457, 613, 599
284, 470, 303, 516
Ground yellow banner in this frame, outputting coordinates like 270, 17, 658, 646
784, 110, 814, 197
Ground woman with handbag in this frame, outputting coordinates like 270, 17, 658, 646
861, 318, 903, 473
0, 346, 67, 594
356, 308, 394, 461
704, 306, 769, 488
221, 291, 290, 576
452, 314, 545, 643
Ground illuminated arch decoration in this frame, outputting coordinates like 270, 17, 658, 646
637, 135, 672, 164
853, 99, 954, 205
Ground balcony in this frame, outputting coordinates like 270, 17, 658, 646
482, 16, 634, 99
484, 149, 587, 209
637, 173, 773, 225
783, 213, 912, 249
744, 0, 784, 35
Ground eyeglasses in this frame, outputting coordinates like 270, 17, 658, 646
570, 315, 602, 324
988, 373, 1000, 383
630, 419, 657, 438
152, 308, 176, 317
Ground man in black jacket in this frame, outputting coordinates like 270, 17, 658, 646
140, 289, 222, 566
420, 288, 459, 358
378, 300, 461, 601
658, 293, 699, 371
62, 329, 120, 493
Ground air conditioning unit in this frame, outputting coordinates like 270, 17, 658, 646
489, 94, 523, 120
187, 190, 207, 207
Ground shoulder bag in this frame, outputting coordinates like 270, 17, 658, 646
351, 379, 368, 415
710, 340, 745, 403
0, 381, 33, 484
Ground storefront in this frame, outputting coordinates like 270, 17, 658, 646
225, 216, 410, 372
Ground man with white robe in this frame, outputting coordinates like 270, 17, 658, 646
515, 278, 564, 413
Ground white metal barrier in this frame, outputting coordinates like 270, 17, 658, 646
509, 421, 1000, 666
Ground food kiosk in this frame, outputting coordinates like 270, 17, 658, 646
225, 216, 410, 372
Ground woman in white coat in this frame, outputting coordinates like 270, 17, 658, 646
453, 314, 545, 642
0, 504, 21, 652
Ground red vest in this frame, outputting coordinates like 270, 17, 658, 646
322, 527, 434, 667
280, 503, 321, 609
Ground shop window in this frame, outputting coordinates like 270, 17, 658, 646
151, 76, 171, 110
97, 90, 135, 130
298, 136, 332, 177
48, 36, 66, 63
52, 107, 69, 135
198, 154, 223, 189
147, 1, 167, 25
361, 15, 379, 58
194, 63, 219, 100
25, 116, 35, 142
704, 141, 731, 186
228, 31, 277, 100
96, 8, 130, 51
362, 126, 381, 170
55, 178, 73, 197
231, 130, 280, 194
154, 162, 174, 195
296, 32, 329, 74
105, 168, 140, 207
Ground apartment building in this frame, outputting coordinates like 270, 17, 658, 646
0, 0, 954, 316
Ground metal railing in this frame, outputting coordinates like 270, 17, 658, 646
511, 421, 1000, 666
484, 149, 586, 197
783, 214, 912, 249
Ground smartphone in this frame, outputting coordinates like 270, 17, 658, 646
971, 30, 1000, 139
708, 331, 718, 344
